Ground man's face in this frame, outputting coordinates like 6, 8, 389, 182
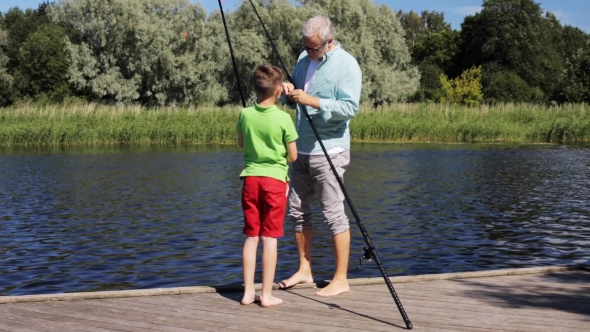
302, 34, 330, 61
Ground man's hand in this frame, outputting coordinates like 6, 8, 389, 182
288, 89, 320, 109
281, 82, 294, 96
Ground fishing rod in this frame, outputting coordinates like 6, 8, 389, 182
246, 1, 412, 330
220, 0, 412, 329
218, 0, 246, 107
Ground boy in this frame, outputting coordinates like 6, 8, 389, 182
236, 64, 298, 307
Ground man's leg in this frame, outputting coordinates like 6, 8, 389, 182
316, 230, 350, 296
279, 154, 315, 289
312, 151, 351, 296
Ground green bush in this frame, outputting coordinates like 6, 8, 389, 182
482, 66, 544, 104
440, 66, 483, 106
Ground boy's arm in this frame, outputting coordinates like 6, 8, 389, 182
237, 132, 244, 149
236, 111, 244, 148
286, 141, 297, 163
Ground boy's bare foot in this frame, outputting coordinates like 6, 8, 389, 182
260, 295, 283, 307
241, 293, 260, 305
315, 279, 349, 297
278, 271, 314, 289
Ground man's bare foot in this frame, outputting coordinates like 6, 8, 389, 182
260, 295, 283, 307
315, 279, 349, 297
241, 293, 260, 305
278, 271, 314, 289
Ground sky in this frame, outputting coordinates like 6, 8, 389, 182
1, 0, 589, 32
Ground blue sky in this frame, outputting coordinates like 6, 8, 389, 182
2, 0, 589, 32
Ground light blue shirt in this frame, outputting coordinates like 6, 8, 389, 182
282, 42, 362, 154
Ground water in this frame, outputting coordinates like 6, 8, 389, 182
0, 143, 589, 296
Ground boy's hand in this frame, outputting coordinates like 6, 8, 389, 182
281, 83, 294, 96
289, 89, 320, 109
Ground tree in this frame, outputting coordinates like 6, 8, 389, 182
1, 3, 68, 103
406, 14, 457, 102
14, 25, 71, 102
398, 10, 450, 51
412, 63, 444, 102
456, 0, 564, 101
412, 29, 459, 73
481, 64, 543, 103
558, 42, 590, 103
560, 25, 589, 63
0, 28, 14, 106
49, 0, 211, 106
2, 6, 51, 72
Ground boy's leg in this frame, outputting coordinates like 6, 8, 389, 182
241, 177, 262, 305
281, 154, 315, 289
260, 236, 282, 307
242, 236, 259, 305
258, 177, 286, 306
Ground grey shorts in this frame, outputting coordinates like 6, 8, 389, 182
288, 150, 350, 235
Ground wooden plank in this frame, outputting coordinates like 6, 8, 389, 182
119, 296, 371, 332
355, 286, 590, 308
11, 304, 164, 332
84, 298, 291, 332
322, 290, 589, 323
133, 295, 404, 331
0, 269, 588, 332
0, 316, 44, 332
179, 288, 588, 329
267, 289, 589, 331
119, 296, 514, 332
39, 301, 210, 332
175, 291, 580, 332
0, 308, 114, 332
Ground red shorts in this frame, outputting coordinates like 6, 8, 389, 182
241, 176, 288, 238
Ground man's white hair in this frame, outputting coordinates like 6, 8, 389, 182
302, 16, 334, 42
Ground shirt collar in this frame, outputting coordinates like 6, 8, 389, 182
322, 41, 341, 61
254, 103, 275, 113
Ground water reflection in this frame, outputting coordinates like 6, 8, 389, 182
0, 144, 588, 295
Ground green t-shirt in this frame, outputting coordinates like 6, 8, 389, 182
236, 104, 298, 182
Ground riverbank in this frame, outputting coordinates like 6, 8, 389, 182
1, 102, 588, 146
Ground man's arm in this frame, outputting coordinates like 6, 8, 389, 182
288, 59, 362, 122
317, 61, 362, 122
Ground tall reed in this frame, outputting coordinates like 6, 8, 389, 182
351, 103, 590, 143
1, 102, 588, 146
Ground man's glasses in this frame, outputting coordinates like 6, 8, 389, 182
301, 40, 328, 54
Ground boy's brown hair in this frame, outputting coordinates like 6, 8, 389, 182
253, 65, 284, 98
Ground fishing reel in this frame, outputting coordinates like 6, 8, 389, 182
356, 246, 373, 269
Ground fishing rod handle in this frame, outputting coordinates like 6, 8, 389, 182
370, 248, 414, 330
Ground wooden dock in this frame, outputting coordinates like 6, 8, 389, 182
0, 266, 588, 331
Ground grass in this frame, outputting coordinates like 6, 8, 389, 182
0, 102, 589, 146
351, 103, 590, 143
